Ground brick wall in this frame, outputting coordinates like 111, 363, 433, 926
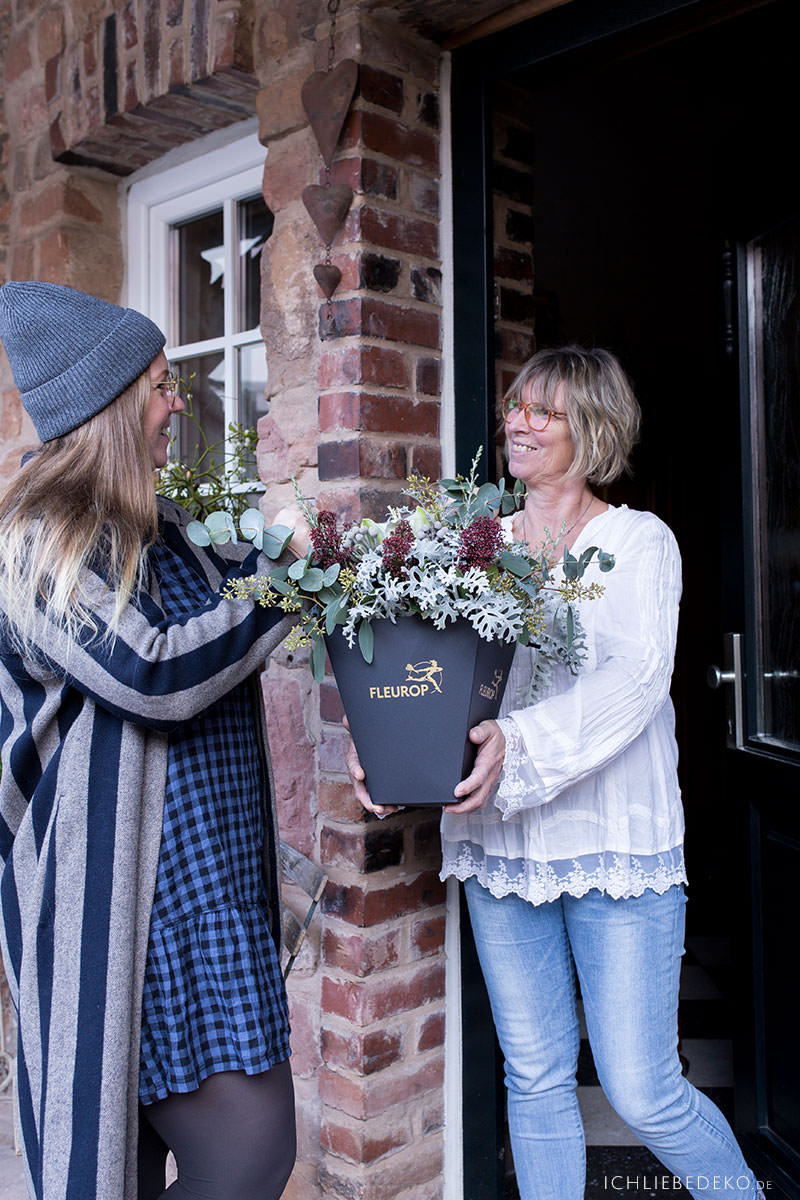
0, 0, 269, 485
1, 0, 450, 1194
491, 79, 536, 476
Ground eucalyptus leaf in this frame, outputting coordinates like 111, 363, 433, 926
322, 562, 341, 586
186, 520, 211, 546
310, 636, 327, 683
471, 482, 500, 515
298, 567, 325, 592
578, 546, 599, 575
288, 557, 310, 581
562, 549, 579, 581
261, 524, 294, 559
498, 550, 531, 577
358, 619, 374, 664
566, 607, 575, 647
269, 578, 293, 596
516, 577, 541, 598
205, 510, 236, 544
239, 508, 265, 544
325, 594, 347, 635
599, 551, 616, 572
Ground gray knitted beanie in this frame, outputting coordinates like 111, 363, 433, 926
0, 280, 166, 441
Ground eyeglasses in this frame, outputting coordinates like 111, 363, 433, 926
153, 374, 181, 410
502, 394, 568, 432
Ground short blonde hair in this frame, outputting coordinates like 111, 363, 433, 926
503, 346, 641, 485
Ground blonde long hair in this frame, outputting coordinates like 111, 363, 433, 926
0, 371, 158, 654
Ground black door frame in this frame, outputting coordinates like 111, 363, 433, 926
449, 2, 775, 1195
450, 0, 716, 483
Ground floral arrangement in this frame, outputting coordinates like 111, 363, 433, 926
187, 451, 615, 687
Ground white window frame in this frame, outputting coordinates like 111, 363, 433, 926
125, 127, 269, 452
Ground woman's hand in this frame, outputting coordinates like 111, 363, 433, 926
445, 720, 506, 814
343, 716, 403, 816
273, 504, 313, 559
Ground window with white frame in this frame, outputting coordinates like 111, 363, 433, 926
126, 128, 273, 476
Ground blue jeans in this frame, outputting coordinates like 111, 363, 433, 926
464, 879, 762, 1200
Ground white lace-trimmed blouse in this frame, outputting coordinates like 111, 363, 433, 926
440, 504, 688, 906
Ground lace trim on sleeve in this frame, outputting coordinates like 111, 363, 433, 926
494, 716, 546, 817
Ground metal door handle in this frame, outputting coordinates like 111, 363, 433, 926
707, 665, 734, 688
707, 632, 744, 748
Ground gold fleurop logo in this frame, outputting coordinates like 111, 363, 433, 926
368, 659, 444, 700
479, 668, 505, 700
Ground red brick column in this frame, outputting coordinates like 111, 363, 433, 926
308, 16, 448, 1199
257, 6, 448, 1195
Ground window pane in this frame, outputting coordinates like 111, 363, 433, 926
238, 342, 269, 436
236, 197, 274, 333
174, 211, 224, 344
746, 214, 800, 747
173, 352, 225, 479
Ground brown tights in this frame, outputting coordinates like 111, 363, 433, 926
137, 1064, 296, 1200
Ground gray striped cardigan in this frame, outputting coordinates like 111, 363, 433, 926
0, 497, 293, 1199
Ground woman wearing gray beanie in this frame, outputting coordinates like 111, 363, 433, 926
0, 282, 297, 1200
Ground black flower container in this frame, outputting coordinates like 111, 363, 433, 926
325, 616, 516, 808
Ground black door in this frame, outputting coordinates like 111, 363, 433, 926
720, 209, 800, 1196
451, 1, 800, 1196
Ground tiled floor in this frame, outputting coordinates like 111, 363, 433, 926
505, 936, 736, 1199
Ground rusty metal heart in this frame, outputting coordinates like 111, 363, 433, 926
301, 59, 359, 166
302, 184, 353, 245
313, 263, 343, 300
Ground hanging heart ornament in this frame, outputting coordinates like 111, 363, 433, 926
302, 184, 354, 245
301, 59, 359, 166
313, 264, 343, 300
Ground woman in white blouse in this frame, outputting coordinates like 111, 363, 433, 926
350, 346, 762, 1200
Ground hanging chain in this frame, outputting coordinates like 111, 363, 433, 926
322, 0, 340, 323
322, 0, 340, 190
327, 0, 340, 72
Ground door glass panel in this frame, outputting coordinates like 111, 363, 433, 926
745, 214, 800, 747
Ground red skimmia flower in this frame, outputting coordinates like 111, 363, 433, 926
381, 519, 415, 578
310, 510, 353, 569
457, 515, 504, 569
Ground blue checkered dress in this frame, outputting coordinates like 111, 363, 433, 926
138, 539, 290, 1104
